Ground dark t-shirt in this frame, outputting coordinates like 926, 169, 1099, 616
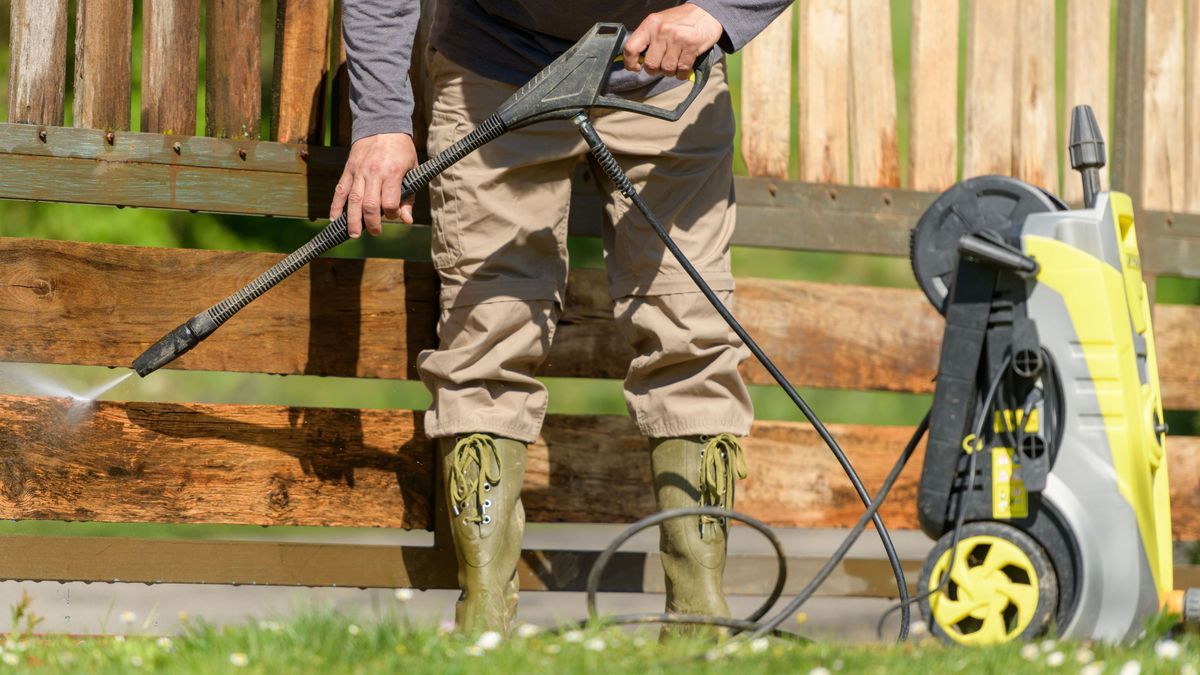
343, 0, 790, 142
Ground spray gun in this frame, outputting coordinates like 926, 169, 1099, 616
132, 23, 715, 377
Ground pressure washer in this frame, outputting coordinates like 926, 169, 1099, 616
130, 23, 1198, 644
904, 105, 1199, 644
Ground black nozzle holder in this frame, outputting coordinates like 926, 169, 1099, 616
1069, 104, 1106, 209
958, 231, 1039, 277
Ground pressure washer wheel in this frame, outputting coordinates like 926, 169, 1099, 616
910, 176, 1065, 314
919, 521, 1059, 645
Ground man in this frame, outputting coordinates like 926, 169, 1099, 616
333, 0, 790, 634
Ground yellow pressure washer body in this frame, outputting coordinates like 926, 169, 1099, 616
910, 105, 1195, 645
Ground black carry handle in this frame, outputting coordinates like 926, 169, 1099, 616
595, 46, 717, 121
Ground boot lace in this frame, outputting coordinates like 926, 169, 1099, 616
449, 434, 502, 526
698, 433, 748, 532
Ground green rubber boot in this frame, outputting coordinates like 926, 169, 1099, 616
440, 433, 526, 635
651, 433, 748, 638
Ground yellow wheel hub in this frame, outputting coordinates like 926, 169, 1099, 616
928, 535, 1040, 645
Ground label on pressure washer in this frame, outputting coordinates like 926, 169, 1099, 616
992, 448, 1029, 519
991, 410, 1035, 519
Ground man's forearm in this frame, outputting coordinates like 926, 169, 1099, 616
344, 0, 421, 142
686, 0, 792, 52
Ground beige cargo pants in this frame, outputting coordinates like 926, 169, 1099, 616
417, 51, 753, 442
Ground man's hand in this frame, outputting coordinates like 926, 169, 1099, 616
330, 132, 418, 238
623, 4, 724, 80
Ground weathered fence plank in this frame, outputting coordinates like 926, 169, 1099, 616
141, 0, 201, 135
0, 395, 1197, 537
205, 0, 262, 139
1013, 0, 1057, 191
1186, 0, 1200, 212
962, 0, 1016, 176
908, 0, 959, 191
1141, 0, 1185, 211
848, 0, 899, 188
798, 0, 849, 184
3, 237, 1199, 409
271, 0, 331, 144
74, 0, 134, 131
6, 0, 68, 125
329, 0, 353, 146
1063, 0, 1111, 203
741, 5, 793, 179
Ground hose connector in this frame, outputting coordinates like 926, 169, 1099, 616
132, 312, 217, 377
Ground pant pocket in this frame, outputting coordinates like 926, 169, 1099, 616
428, 114, 467, 270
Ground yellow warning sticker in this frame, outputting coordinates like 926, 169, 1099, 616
992, 447, 1029, 519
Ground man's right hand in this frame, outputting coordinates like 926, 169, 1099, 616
330, 132, 418, 238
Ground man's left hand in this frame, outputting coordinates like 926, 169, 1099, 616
623, 4, 724, 80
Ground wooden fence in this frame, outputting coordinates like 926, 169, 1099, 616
0, 0, 1196, 597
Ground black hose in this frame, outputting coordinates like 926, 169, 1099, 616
575, 113, 915, 641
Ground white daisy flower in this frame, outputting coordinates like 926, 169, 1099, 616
1181, 664, 1198, 675
1045, 651, 1064, 667
562, 630, 584, 643
120, 611, 137, 625
347, 624, 361, 636
1, 654, 17, 666
1117, 659, 1142, 675
475, 631, 503, 651
1155, 640, 1182, 660
1075, 648, 1095, 664
114, 635, 126, 643
515, 623, 540, 639
750, 637, 770, 654
1021, 643, 1040, 661
156, 636, 173, 651
130, 655, 143, 668
584, 638, 605, 652
1080, 663, 1105, 675
1041, 639, 1057, 653
909, 620, 929, 637
394, 588, 415, 602
809, 668, 832, 675
229, 652, 249, 668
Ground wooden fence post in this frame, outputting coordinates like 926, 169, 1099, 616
1063, 0, 1111, 204
74, 0, 134, 131
848, 0, 899, 188
908, 0, 959, 192
1013, 0, 1057, 191
798, 0, 849, 184
271, 0, 332, 144
205, 0, 262, 139
141, 0, 201, 135
962, 0, 1017, 177
741, 5, 794, 179
7, 0, 68, 126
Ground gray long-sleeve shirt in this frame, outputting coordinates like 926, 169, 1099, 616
344, 0, 791, 142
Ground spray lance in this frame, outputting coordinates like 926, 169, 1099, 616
131, 22, 918, 640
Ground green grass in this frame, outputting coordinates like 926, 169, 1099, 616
3, 610, 1197, 674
